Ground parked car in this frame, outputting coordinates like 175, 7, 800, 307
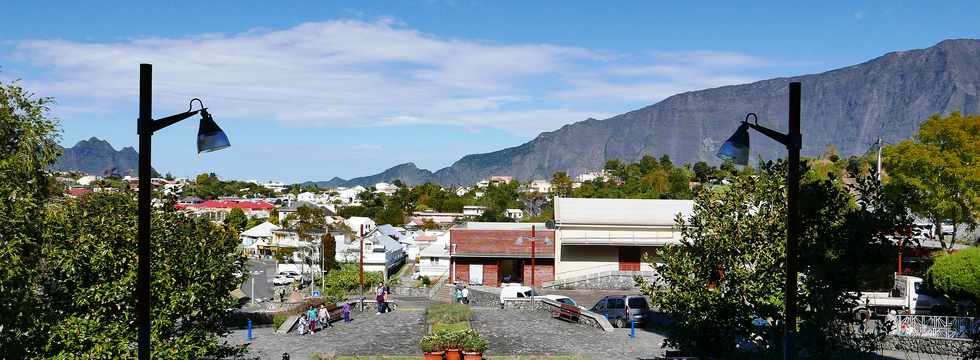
499, 284, 538, 304
536, 294, 577, 306
590, 295, 650, 328
272, 274, 294, 286
282, 271, 302, 279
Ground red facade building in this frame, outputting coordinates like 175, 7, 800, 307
450, 222, 555, 287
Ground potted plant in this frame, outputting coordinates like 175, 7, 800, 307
441, 330, 464, 360
420, 334, 444, 360
461, 332, 488, 360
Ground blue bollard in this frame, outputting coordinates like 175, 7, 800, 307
630, 317, 635, 338
247, 319, 253, 341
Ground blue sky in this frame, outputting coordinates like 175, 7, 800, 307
1, 1, 978, 183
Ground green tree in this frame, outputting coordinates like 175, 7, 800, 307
321, 233, 337, 273
41, 193, 247, 358
884, 112, 980, 248
0, 80, 62, 357
645, 161, 905, 358
692, 161, 713, 183
551, 171, 573, 198
925, 247, 980, 301
224, 207, 248, 232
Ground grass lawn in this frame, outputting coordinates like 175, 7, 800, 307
430, 321, 469, 332
424, 303, 472, 325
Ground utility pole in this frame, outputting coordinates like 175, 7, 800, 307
530, 225, 536, 286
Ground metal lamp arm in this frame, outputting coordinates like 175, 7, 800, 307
149, 109, 203, 134
744, 121, 792, 148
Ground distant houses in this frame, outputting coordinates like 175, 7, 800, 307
175, 199, 275, 222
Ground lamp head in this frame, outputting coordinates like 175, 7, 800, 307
716, 123, 750, 165
197, 109, 230, 153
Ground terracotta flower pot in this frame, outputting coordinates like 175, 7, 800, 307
445, 348, 462, 360
462, 351, 483, 360
423, 351, 445, 360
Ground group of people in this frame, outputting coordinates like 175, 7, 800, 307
296, 303, 352, 335
375, 282, 393, 314
453, 283, 470, 304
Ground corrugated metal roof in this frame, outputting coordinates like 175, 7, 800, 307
554, 197, 693, 227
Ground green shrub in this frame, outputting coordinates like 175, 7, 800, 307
925, 247, 980, 301
432, 321, 469, 333
324, 263, 383, 292
420, 334, 442, 353
421, 276, 431, 286
461, 331, 488, 353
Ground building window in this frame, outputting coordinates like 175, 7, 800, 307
430, 257, 439, 264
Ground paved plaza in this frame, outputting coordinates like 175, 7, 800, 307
227, 305, 669, 360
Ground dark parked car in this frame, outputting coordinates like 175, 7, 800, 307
590, 295, 649, 328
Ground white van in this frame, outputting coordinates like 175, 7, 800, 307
499, 284, 538, 303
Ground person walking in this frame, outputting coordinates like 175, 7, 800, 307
375, 283, 385, 314
307, 305, 318, 333
461, 285, 469, 305
382, 287, 391, 313
318, 304, 331, 328
342, 301, 352, 323
297, 314, 308, 336
453, 283, 463, 304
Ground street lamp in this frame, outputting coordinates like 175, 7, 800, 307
716, 81, 801, 360
137, 63, 230, 360
515, 225, 552, 287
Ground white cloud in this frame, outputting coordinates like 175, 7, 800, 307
12, 19, 792, 136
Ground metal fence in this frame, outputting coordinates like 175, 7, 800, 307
892, 315, 979, 339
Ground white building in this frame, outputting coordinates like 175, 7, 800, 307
240, 221, 280, 256
552, 197, 693, 289
576, 170, 609, 183
527, 180, 552, 194
417, 231, 450, 278
374, 182, 399, 196
297, 192, 317, 203
335, 229, 407, 279
76, 175, 99, 186
337, 185, 367, 204
345, 216, 377, 234
462, 205, 487, 217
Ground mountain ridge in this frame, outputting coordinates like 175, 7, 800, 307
53, 137, 150, 176
307, 38, 980, 187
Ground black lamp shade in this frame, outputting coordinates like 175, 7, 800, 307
716, 123, 750, 165
197, 109, 230, 153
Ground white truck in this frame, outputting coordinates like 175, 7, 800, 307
853, 275, 950, 319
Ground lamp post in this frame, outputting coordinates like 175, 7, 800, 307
137, 63, 230, 360
716, 81, 801, 360
515, 225, 551, 287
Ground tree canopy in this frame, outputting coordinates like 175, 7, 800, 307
0, 80, 247, 358
925, 246, 980, 301
884, 112, 980, 246
645, 161, 909, 358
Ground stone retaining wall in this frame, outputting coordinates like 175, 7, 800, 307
881, 335, 973, 356
546, 271, 658, 290
391, 286, 432, 298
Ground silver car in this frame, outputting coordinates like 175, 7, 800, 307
590, 295, 649, 328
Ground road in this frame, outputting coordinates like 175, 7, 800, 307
240, 258, 278, 302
